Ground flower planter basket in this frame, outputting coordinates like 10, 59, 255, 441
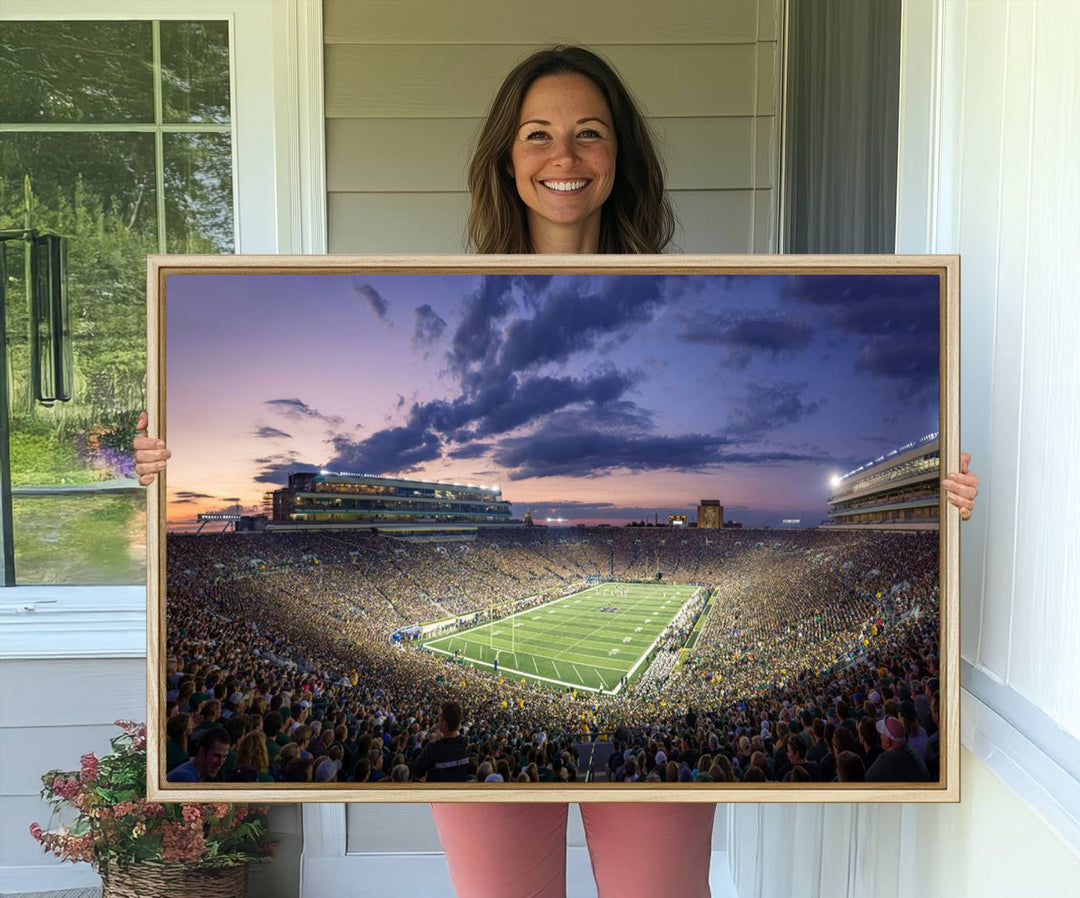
32, 722, 273, 893
101, 862, 247, 898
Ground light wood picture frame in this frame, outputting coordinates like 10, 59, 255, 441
145, 254, 960, 803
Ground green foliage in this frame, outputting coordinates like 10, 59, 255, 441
9, 423, 83, 485
12, 493, 145, 584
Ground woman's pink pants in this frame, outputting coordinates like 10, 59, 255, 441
431, 802, 715, 897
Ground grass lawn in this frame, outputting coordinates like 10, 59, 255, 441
422, 581, 701, 693
12, 492, 145, 584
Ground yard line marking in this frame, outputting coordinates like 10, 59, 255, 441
423, 643, 606, 692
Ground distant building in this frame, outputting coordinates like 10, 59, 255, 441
523, 508, 534, 526
270, 471, 512, 530
697, 499, 723, 529
825, 433, 940, 530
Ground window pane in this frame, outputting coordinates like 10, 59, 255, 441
164, 133, 235, 253
2, 132, 157, 585
0, 22, 154, 124
12, 494, 146, 586
160, 21, 232, 124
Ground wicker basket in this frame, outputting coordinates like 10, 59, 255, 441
101, 863, 247, 898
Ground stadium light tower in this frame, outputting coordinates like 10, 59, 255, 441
829, 473, 842, 490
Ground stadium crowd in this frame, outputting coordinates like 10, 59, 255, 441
164, 527, 941, 786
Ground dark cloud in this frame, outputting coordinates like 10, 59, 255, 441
493, 430, 838, 481
345, 274, 677, 472
446, 274, 678, 391
448, 276, 518, 377
252, 449, 312, 485
412, 304, 447, 354
352, 280, 392, 326
327, 425, 442, 476
253, 426, 292, 440
448, 443, 492, 460
517, 500, 618, 513
780, 273, 939, 319
676, 311, 813, 368
541, 399, 655, 434
726, 381, 824, 437
264, 398, 344, 428
324, 368, 639, 475
171, 489, 216, 505
493, 276, 668, 377
855, 335, 939, 394
472, 369, 639, 438
493, 432, 724, 480
514, 274, 555, 311
781, 274, 939, 394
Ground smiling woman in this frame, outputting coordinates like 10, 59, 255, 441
466, 45, 673, 254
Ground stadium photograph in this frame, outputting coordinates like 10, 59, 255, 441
151, 260, 954, 799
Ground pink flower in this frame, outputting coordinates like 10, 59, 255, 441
29, 822, 43, 842
52, 777, 80, 801
160, 821, 206, 863
181, 805, 202, 824
80, 753, 100, 782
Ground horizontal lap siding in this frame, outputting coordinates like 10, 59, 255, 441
0, 658, 146, 868
324, 0, 761, 45
327, 117, 768, 192
325, 45, 760, 118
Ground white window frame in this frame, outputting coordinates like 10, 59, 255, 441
0, 0, 326, 657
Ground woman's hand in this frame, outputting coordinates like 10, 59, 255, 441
941, 451, 979, 521
133, 411, 171, 486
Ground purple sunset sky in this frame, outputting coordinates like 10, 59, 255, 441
165, 271, 940, 529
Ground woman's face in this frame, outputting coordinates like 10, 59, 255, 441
509, 72, 616, 247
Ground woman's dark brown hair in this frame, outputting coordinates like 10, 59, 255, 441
467, 45, 675, 254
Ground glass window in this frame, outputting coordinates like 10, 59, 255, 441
159, 21, 231, 125
0, 22, 155, 124
1, 20, 234, 585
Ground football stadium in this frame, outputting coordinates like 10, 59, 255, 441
164, 450, 942, 786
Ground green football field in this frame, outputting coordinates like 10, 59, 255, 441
421, 582, 701, 693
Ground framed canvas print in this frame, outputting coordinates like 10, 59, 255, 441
145, 254, 959, 803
